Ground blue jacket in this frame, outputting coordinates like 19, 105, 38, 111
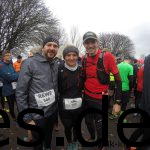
0, 60, 18, 96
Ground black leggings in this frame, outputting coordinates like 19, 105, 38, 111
32, 110, 57, 150
6, 94, 16, 119
83, 95, 102, 141
121, 91, 130, 111
134, 91, 142, 108
59, 108, 82, 143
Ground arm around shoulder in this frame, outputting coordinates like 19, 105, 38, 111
15, 59, 32, 113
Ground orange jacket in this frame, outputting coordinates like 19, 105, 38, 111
13, 61, 22, 72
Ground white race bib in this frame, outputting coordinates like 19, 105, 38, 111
11, 82, 17, 90
0, 81, 3, 87
63, 97, 82, 110
35, 89, 55, 107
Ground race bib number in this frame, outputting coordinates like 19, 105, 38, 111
0, 81, 3, 87
11, 82, 17, 90
63, 97, 82, 110
34, 89, 55, 107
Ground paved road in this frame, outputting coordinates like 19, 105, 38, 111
0, 97, 140, 150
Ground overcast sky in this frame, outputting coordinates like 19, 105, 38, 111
44, 0, 150, 58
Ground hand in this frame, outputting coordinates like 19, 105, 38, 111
112, 103, 121, 115
27, 120, 36, 125
130, 147, 136, 150
108, 90, 114, 97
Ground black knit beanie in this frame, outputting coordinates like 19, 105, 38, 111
43, 36, 59, 47
63, 45, 79, 59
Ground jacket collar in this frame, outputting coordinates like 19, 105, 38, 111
34, 52, 54, 64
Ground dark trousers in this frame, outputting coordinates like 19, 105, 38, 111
6, 94, 16, 119
55, 109, 59, 125
135, 91, 142, 108
0, 87, 5, 109
32, 111, 57, 150
59, 108, 82, 143
108, 95, 115, 108
121, 91, 130, 111
83, 95, 102, 141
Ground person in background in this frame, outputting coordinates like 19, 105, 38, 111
126, 55, 150, 150
28, 51, 34, 57
27, 47, 42, 58
130, 58, 139, 103
133, 61, 144, 117
0, 50, 18, 121
0, 78, 5, 119
116, 57, 123, 64
117, 56, 133, 112
137, 54, 150, 150
108, 73, 115, 109
13, 55, 22, 72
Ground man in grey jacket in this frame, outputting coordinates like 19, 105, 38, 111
16, 36, 59, 150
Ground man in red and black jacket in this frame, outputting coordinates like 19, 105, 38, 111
82, 31, 122, 149
135, 65, 144, 110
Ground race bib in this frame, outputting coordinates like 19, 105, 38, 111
34, 89, 55, 107
11, 82, 17, 90
0, 81, 3, 87
63, 97, 82, 110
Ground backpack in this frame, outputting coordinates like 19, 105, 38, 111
82, 51, 110, 85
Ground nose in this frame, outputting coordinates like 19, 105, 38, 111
88, 42, 94, 47
70, 55, 74, 60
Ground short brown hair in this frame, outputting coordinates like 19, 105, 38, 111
2, 50, 11, 57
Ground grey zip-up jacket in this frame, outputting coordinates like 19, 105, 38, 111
16, 53, 59, 122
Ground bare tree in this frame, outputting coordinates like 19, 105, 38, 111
140, 54, 145, 59
0, 0, 61, 55
69, 26, 85, 55
98, 33, 135, 57
57, 26, 68, 46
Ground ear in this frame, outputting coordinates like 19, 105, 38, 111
83, 42, 86, 47
96, 41, 99, 47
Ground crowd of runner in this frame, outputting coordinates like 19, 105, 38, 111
0, 31, 149, 150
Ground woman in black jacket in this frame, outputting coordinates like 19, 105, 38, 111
58, 45, 83, 150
